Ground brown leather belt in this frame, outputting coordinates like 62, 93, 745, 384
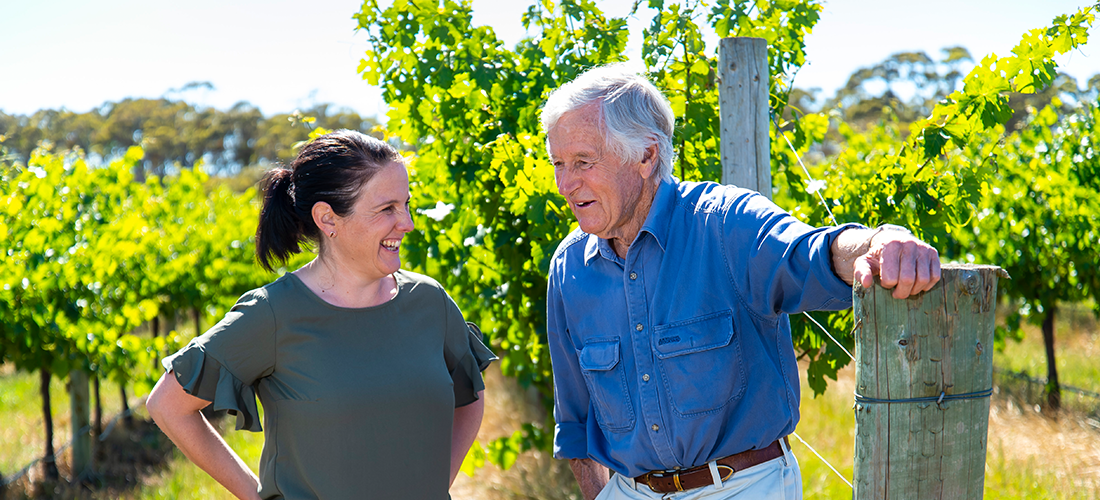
633, 437, 788, 494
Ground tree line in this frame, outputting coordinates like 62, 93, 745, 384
787, 47, 1100, 153
0, 95, 379, 179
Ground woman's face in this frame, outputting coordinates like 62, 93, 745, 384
331, 161, 414, 282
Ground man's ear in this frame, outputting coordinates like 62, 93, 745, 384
312, 201, 337, 236
638, 143, 659, 180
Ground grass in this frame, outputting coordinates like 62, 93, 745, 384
795, 362, 857, 498
122, 407, 265, 500
985, 453, 1092, 500
993, 301, 1100, 394
450, 366, 580, 500
796, 362, 1100, 499
0, 365, 130, 477
983, 403, 1100, 500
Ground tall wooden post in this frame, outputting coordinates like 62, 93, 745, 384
70, 369, 92, 481
718, 37, 771, 198
853, 264, 1004, 499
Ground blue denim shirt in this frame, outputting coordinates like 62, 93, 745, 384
547, 177, 862, 477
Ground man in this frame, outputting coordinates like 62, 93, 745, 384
542, 65, 940, 499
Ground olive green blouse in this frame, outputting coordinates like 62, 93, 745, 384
162, 270, 496, 499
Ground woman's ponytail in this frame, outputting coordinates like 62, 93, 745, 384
256, 168, 302, 272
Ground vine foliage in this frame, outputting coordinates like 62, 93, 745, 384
353, 0, 1096, 467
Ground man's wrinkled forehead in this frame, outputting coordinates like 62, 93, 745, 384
547, 105, 604, 154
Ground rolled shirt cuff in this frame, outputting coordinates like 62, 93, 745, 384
815, 222, 868, 310
553, 421, 589, 460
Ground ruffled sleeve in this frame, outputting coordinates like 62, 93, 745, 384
465, 321, 497, 373
440, 288, 497, 408
160, 288, 276, 432
162, 344, 263, 432
450, 321, 497, 408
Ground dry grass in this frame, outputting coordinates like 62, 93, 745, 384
988, 398, 1100, 491
452, 349, 1100, 499
795, 361, 857, 498
995, 302, 1100, 394
0, 370, 131, 479
451, 365, 581, 500
795, 360, 1100, 498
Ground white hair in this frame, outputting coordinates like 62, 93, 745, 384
541, 64, 676, 181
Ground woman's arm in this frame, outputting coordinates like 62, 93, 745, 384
147, 371, 262, 500
449, 390, 484, 486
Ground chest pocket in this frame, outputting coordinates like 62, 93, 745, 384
653, 310, 745, 417
578, 338, 635, 432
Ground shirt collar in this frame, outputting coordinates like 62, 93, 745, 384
638, 176, 678, 252
583, 233, 601, 265
581, 176, 678, 265
582, 233, 627, 266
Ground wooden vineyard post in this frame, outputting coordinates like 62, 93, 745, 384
718, 37, 771, 198
852, 264, 1006, 499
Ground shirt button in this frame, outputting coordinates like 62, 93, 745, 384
636, 323, 643, 331
629, 272, 638, 280
651, 424, 659, 432
642, 374, 650, 382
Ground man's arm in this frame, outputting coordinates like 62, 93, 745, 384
570, 458, 610, 500
547, 261, 609, 499
831, 226, 941, 299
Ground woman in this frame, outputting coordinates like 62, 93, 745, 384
147, 130, 495, 499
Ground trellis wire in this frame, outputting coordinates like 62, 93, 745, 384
791, 432, 854, 489
802, 311, 855, 361
774, 115, 839, 227
778, 119, 856, 490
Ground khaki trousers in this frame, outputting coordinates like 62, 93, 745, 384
595, 440, 802, 500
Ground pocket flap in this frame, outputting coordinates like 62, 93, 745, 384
579, 339, 620, 371
653, 310, 734, 359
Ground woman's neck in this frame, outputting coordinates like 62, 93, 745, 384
293, 258, 398, 308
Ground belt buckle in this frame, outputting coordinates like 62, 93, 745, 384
649, 469, 685, 492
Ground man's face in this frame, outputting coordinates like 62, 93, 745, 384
547, 104, 653, 243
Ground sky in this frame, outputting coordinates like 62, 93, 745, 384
1, 0, 1098, 119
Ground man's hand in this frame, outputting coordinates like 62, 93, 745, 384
833, 227, 941, 299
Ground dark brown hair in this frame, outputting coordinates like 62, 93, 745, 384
255, 129, 402, 272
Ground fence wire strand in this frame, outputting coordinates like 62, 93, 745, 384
802, 312, 855, 361
775, 117, 839, 226
777, 118, 856, 490
791, 432, 854, 489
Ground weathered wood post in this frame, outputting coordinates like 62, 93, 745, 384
70, 369, 92, 481
718, 37, 771, 198
853, 264, 1005, 499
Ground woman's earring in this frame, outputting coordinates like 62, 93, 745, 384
329, 231, 336, 238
